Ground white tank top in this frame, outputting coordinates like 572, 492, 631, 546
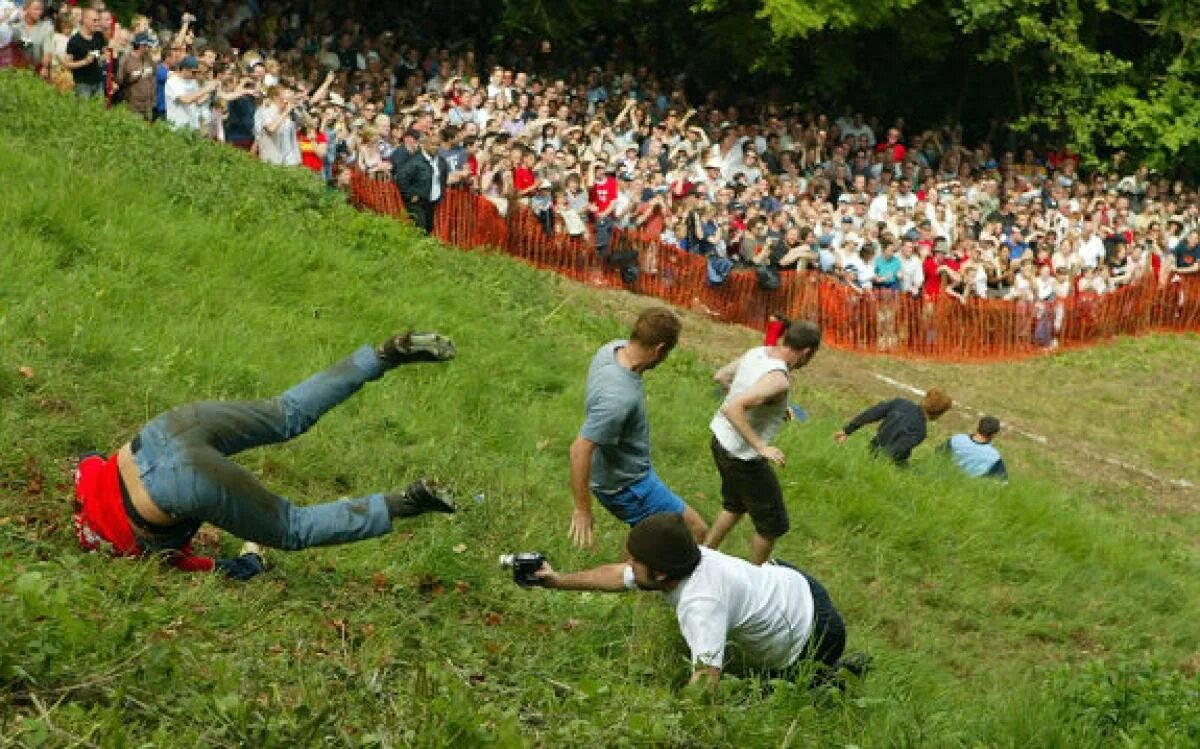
710, 347, 789, 461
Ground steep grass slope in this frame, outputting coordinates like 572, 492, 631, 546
2, 74, 1199, 747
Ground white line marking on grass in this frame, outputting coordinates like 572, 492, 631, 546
870, 373, 1195, 490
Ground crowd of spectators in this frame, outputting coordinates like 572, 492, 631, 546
5, 0, 1200, 327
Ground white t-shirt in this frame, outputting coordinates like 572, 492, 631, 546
164, 74, 200, 130
900, 254, 925, 295
1079, 234, 1107, 269
867, 193, 889, 223
0, 3, 14, 49
254, 103, 301, 166
710, 347, 788, 461
657, 548, 815, 671
1035, 275, 1057, 301
969, 265, 989, 297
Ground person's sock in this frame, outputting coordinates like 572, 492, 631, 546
375, 331, 457, 368
385, 479, 456, 518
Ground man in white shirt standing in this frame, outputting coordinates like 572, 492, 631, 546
1079, 222, 1107, 269
164, 56, 213, 131
705, 321, 821, 564
899, 241, 925, 297
535, 513, 852, 686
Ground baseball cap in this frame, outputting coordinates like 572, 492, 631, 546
132, 32, 158, 48
179, 56, 199, 70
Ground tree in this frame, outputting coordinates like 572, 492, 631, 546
486, 0, 1200, 172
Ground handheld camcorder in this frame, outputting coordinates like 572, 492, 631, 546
498, 552, 547, 587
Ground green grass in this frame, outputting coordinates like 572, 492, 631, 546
837, 334, 1200, 487
2, 72, 1200, 747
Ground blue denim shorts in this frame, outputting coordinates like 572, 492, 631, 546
594, 469, 686, 526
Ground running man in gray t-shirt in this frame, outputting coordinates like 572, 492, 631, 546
568, 307, 708, 549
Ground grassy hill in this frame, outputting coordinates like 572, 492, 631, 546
2, 73, 1199, 748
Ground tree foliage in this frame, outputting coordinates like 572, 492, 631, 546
490, 0, 1200, 173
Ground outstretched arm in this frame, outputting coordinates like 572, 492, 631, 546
536, 561, 629, 592
835, 399, 893, 441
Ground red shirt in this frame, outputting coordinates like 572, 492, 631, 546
73, 453, 214, 572
922, 256, 942, 299
641, 204, 666, 239
590, 176, 618, 215
764, 319, 786, 346
670, 178, 693, 197
298, 132, 327, 173
876, 141, 906, 162
513, 167, 536, 194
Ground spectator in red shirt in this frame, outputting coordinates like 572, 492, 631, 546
922, 245, 943, 300
875, 128, 906, 163
513, 149, 537, 200
297, 115, 328, 175
589, 159, 620, 254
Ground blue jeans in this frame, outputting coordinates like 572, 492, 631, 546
131, 345, 393, 551
75, 82, 104, 99
593, 468, 686, 526
594, 217, 613, 253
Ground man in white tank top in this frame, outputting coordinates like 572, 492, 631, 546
705, 321, 822, 564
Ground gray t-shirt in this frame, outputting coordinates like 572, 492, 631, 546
580, 340, 650, 494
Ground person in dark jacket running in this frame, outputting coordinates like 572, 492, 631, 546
833, 389, 952, 465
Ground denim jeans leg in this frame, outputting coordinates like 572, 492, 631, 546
595, 217, 613, 254
137, 345, 394, 549
178, 448, 392, 550
159, 344, 386, 457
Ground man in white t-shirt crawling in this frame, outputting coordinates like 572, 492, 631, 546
535, 513, 856, 687
705, 320, 822, 564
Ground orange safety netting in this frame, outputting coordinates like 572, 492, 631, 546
365, 174, 1200, 362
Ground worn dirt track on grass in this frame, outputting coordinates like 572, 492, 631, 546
562, 280, 1199, 512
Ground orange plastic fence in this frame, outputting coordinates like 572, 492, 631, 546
360, 174, 1200, 361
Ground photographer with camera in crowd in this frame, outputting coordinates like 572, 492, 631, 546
115, 31, 156, 120
533, 513, 857, 688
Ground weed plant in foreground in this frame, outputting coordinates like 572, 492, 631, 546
1, 73, 1199, 747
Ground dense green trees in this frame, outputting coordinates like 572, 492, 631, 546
489, 0, 1200, 173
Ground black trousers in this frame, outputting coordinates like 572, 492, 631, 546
405, 195, 439, 233
773, 560, 847, 670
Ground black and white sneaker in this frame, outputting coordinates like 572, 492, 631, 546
376, 331, 457, 367
404, 479, 457, 514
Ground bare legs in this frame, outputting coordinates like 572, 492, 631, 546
704, 509, 775, 565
